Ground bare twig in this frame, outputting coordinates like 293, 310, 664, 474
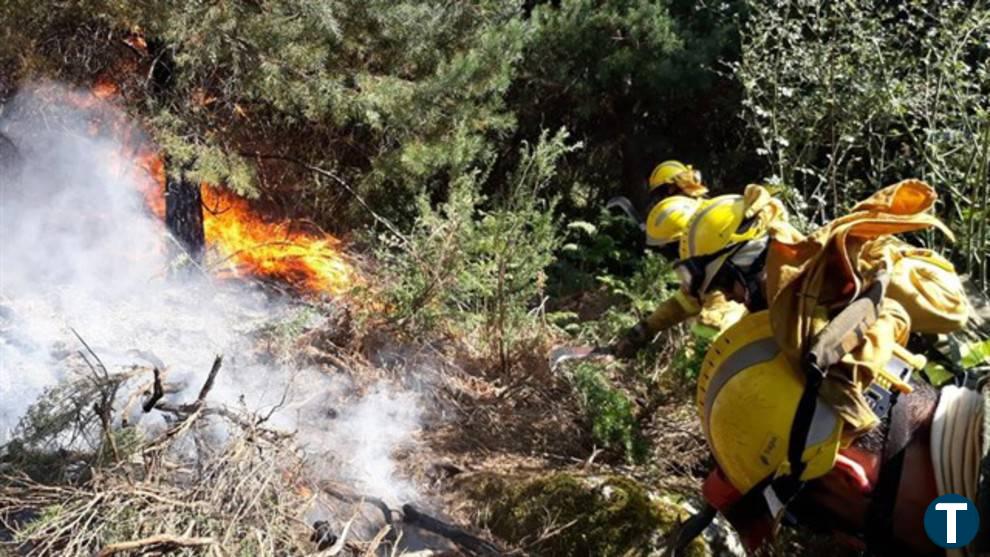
70, 328, 109, 380
362, 525, 392, 556
197, 355, 224, 405
96, 534, 216, 556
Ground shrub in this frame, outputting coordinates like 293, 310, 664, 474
567, 361, 647, 463
375, 129, 578, 371
512, 0, 746, 213
735, 0, 990, 287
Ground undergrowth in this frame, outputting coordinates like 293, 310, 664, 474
567, 360, 646, 463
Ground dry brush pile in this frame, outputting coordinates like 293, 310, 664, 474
0, 338, 501, 557
0, 349, 322, 556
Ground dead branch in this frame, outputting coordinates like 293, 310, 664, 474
70, 327, 110, 380
92, 400, 120, 462
122, 372, 181, 427
197, 355, 224, 404
96, 534, 216, 556
362, 524, 392, 556
0, 347, 320, 555
152, 402, 293, 444
401, 504, 502, 556
255, 378, 292, 426
69, 329, 123, 462
142, 367, 165, 412
142, 356, 223, 453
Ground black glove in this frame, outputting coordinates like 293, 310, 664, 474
612, 321, 651, 359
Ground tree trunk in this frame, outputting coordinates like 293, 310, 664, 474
164, 164, 204, 261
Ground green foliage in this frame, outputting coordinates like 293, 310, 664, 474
13, 380, 103, 452
923, 335, 990, 386
963, 339, 990, 369
550, 209, 643, 297
568, 361, 646, 462
579, 251, 677, 346
735, 0, 990, 286
376, 129, 577, 369
3, 376, 144, 482
512, 0, 744, 214
671, 330, 713, 382
251, 305, 322, 356
2, 0, 527, 227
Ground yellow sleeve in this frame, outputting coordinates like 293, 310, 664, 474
643, 290, 702, 336
699, 291, 748, 332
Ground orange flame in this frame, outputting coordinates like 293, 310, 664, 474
129, 157, 357, 294
201, 186, 356, 294
60, 76, 357, 295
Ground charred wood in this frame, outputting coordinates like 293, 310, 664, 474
164, 163, 205, 261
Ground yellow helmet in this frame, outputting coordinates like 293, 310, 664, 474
697, 311, 843, 493
695, 294, 918, 550
674, 195, 770, 297
679, 195, 766, 260
648, 160, 708, 197
645, 195, 701, 247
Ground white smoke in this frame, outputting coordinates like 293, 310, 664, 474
0, 84, 421, 505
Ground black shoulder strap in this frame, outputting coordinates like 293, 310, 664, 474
864, 392, 912, 553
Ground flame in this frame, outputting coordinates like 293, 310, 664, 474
201, 186, 356, 294
136, 153, 167, 219
128, 154, 357, 295
47, 75, 358, 295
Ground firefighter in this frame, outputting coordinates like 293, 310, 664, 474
612, 183, 792, 356
672, 179, 976, 555
640, 160, 709, 256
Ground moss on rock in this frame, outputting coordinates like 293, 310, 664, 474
458, 471, 708, 556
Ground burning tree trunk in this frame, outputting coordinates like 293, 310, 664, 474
164, 164, 204, 261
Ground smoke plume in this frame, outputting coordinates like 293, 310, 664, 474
0, 83, 421, 506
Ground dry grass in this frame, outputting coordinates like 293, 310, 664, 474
0, 350, 318, 556
1, 434, 311, 556
0, 346, 422, 557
